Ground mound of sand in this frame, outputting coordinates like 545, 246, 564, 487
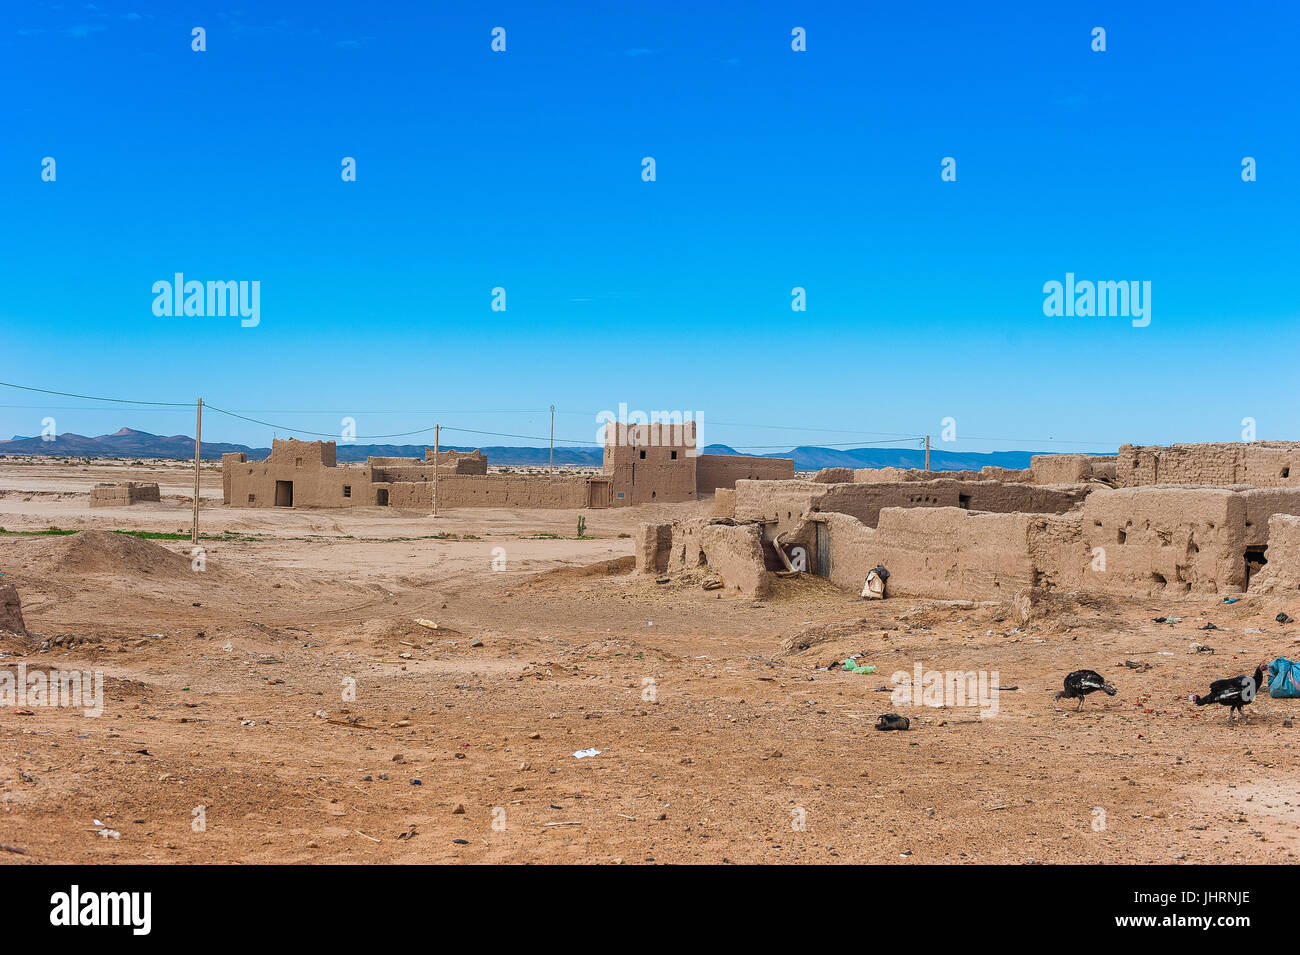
6, 530, 202, 579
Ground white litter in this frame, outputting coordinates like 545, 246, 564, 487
572, 748, 602, 759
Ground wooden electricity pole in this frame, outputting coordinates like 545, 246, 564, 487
432, 424, 439, 519
549, 404, 555, 473
191, 397, 203, 544
924, 434, 931, 472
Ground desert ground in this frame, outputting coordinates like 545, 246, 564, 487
1, 458, 1298, 864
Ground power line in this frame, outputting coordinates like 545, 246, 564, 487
0, 379, 190, 407
0, 379, 1121, 450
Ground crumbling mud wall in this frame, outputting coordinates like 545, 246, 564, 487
0, 583, 27, 638
695, 453, 793, 494
1240, 488, 1300, 548
732, 477, 1088, 538
844, 454, 1109, 486
635, 522, 674, 574
802, 509, 1038, 601
711, 488, 737, 520
1117, 442, 1300, 488
423, 448, 488, 473
636, 518, 769, 597
646, 483, 1284, 602
1029, 454, 1094, 485
1251, 515, 1300, 594
89, 482, 161, 507
1036, 487, 1248, 596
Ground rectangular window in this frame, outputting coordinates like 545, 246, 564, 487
639, 450, 646, 459
343, 485, 351, 498
671, 450, 678, 460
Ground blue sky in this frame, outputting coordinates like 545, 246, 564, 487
2, 0, 1297, 454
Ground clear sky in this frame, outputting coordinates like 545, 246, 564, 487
2, 0, 1297, 454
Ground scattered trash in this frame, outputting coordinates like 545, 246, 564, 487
1189, 643, 1215, 654
397, 825, 419, 841
841, 657, 877, 674
1278, 613, 1294, 624
655, 577, 670, 585
96, 828, 120, 840
1223, 597, 1241, 604
701, 577, 724, 591
1153, 616, 1182, 624
1198, 622, 1220, 631
1245, 627, 1263, 635
573, 748, 602, 759
414, 619, 439, 630
0, 844, 25, 855
875, 714, 910, 731
1123, 660, 1153, 671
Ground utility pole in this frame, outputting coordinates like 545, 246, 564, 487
549, 404, 555, 473
191, 398, 203, 544
432, 423, 439, 519
924, 434, 931, 472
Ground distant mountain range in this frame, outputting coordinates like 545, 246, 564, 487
0, 427, 1078, 472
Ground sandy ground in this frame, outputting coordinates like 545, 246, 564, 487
2, 460, 1299, 864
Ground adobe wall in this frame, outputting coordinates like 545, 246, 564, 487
1029, 454, 1093, 485
423, 448, 488, 474
710, 487, 737, 520
733, 477, 1089, 539
1117, 442, 1300, 488
421, 473, 594, 509
221, 452, 246, 503
797, 508, 1037, 601
90, 482, 161, 507
1240, 488, 1300, 548
1032, 487, 1248, 596
1250, 515, 1300, 594
635, 522, 674, 574
695, 453, 794, 494
639, 518, 769, 598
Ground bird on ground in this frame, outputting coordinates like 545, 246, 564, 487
1055, 670, 1117, 710
1191, 664, 1265, 721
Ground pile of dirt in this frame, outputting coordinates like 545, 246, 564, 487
778, 617, 875, 656
527, 556, 634, 585
8, 530, 201, 580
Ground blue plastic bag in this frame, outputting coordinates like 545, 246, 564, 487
1268, 658, 1300, 698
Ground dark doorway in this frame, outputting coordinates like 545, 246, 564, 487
815, 523, 830, 578
274, 480, 293, 507
958, 494, 971, 509
376, 488, 389, 506
1246, 548, 1268, 586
